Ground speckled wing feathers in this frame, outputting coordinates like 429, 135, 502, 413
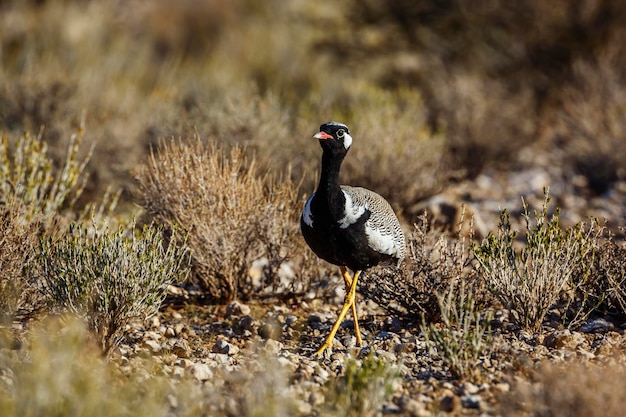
341, 185, 406, 260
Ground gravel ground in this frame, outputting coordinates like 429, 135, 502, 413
114, 294, 626, 416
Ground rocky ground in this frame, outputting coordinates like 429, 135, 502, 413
115, 291, 626, 416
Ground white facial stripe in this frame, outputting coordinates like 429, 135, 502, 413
343, 132, 352, 149
303, 194, 315, 227
339, 190, 366, 228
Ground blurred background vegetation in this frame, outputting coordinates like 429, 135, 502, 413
2, 0, 624, 224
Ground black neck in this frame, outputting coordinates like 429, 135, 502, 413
316, 149, 347, 218
318, 149, 345, 195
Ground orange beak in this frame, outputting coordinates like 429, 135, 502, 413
313, 131, 333, 140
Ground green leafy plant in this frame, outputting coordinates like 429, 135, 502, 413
0, 127, 91, 223
322, 354, 399, 417
421, 280, 493, 380
473, 191, 597, 331
38, 222, 189, 354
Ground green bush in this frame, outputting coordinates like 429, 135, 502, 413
0, 129, 90, 223
473, 191, 597, 331
322, 354, 399, 417
421, 281, 493, 380
38, 222, 189, 354
0, 127, 96, 323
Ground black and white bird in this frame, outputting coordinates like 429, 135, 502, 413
301, 121, 406, 355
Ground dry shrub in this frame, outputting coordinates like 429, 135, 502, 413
500, 362, 626, 417
360, 212, 484, 323
361, 213, 493, 381
134, 139, 320, 303
0, 201, 41, 323
588, 229, 626, 314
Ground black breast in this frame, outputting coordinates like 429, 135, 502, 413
300, 199, 396, 271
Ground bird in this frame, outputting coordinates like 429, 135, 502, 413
301, 121, 406, 355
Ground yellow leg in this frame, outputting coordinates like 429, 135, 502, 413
315, 269, 362, 355
340, 266, 362, 346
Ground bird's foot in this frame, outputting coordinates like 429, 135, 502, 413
353, 321, 363, 346
314, 343, 332, 356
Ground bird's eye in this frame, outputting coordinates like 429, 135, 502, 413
337, 129, 345, 138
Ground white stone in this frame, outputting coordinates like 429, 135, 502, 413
190, 363, 213, 382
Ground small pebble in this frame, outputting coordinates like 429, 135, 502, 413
225, 301, 251, 317
212, 340, 239, 355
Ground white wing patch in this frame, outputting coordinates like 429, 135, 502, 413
342, 185, 407, 260
339, 190, 367, 228
365, 226, 401, 257
302, 193, 315, 227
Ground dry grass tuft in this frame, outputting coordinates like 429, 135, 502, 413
134, 139, 323, 303
0, 201, 41, 324
0, 316, 197, 417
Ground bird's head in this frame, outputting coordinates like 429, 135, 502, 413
313, 122, 352, 153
